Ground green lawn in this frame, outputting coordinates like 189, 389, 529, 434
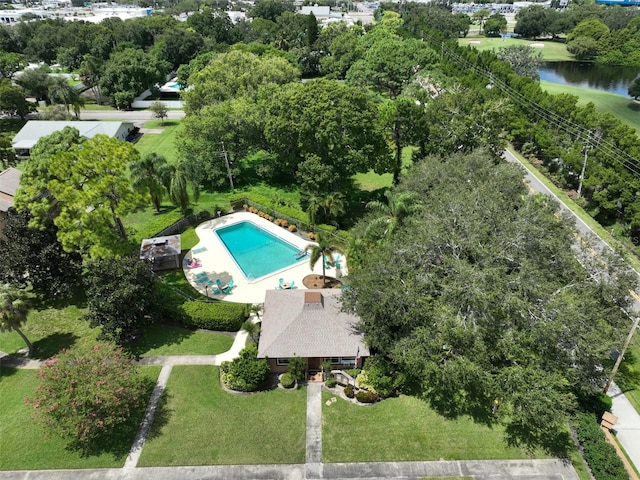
138, 365, 307, 466
0, 302, 96, 360
459, 37, 573, 62
134, 120, 181, 163
540, 80, 640, 134
322, 393, 546, 463
127, 324, 234, 357
353, 146, 416, 192
615, 337, 640, 414
0, 365, 161, 470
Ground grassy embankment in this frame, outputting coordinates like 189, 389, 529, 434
540, 81, 640, 134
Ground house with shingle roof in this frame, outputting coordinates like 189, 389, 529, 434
257, 289, 369, 375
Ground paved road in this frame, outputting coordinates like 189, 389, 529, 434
504, 148, 640, 471
78, 109, 185, 124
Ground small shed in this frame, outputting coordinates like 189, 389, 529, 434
139, 234, 181, 270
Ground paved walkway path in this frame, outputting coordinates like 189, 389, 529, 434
608, 382, 640, 471
124, 365, 172, 470
0, 458, 579, 480
305, 383, 323, 479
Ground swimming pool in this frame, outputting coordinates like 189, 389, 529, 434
214, 221, 307, 281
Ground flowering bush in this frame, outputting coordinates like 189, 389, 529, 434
26, 342, 152, 454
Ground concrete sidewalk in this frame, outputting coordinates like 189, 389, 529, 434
608, 382, 640, 470
0, 458, 579, 480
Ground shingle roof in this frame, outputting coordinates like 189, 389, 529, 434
12, 121, 133, 150
0, 168, 22, 212
257, 289, 369, 359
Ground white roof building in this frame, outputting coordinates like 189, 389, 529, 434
12, 121, 135, 153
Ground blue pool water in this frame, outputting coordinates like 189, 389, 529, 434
215, 221, 306, 281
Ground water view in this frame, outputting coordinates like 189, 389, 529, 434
539, 61, 640, 96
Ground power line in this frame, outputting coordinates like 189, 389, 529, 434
428, 36, 640, 178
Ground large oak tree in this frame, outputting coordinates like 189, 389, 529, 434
343, 150, 635, 452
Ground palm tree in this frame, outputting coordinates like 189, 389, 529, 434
167, 159, 201, 214
79, 54, 103, 105
323, 191, 345, 226
130, 152, 170, 213
241, 319, 261, 345
305, 193, 323, 226
305, 233, 344, 286
0, 284, 34, 356
365, 190, 418, 241
47, 76, 84, 118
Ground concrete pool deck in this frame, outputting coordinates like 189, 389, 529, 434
184, 212, 344, 304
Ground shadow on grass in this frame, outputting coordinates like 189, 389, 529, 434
35, 290, 88, 310
124, 324, 195, 357
626, 102, 640, 112
0, 366, 20, 382
67, 376, 162, 458
31, 333, 79, 359
144, 388, 173, 442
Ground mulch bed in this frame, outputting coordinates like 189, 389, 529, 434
302, 275, 343, 289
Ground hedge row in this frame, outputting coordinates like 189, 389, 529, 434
574, 413, 627, 480
133, 208, 185, 242
181, 301, 250, 331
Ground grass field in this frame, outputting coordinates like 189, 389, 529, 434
540, 81, 640, 134
459, 37, 573, 62
134, 120, 181, 163
0, 302, 95, 360
127, 325, 234, 357
137, 366, 307, 466
0, 365, 161, 470
322, 393, 546, 463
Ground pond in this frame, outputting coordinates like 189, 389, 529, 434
539, 61, 640, 96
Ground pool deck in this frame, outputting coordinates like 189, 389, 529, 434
183, 212, 344, 304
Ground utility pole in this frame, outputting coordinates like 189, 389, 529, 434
221, 142, 234, 191
603, 314, 640, 394
577, 131, 590, 198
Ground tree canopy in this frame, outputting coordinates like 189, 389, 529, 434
18, 132, 146, 258
343, 149, 635, 452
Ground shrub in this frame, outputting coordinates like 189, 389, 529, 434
574, 413, 627, 480
288, 356, 306, 380
133, 208, 184, 242
344, 384, 355, 398
356, 390, 378, 403
325, 376, 337, 388
280, 372, 295, 388
221, 345, 271, 392
360, 356, 406, 398
288, 224, 297, 232
243, 204, 249, 210
26, 342, 153, 454
280, 219, 288, 228
181, 301, 249, 331
308, 232, 316, 241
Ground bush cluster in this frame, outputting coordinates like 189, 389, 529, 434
356, 390, 378, 403
220, 345, 271, 392
325, 376, 337, 388
574, 413, 627, 480
181, 301, 249, 331
344, 385, 355, 398
280, 372, 295, 388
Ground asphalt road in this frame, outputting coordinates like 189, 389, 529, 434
78, 109, 185, 124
